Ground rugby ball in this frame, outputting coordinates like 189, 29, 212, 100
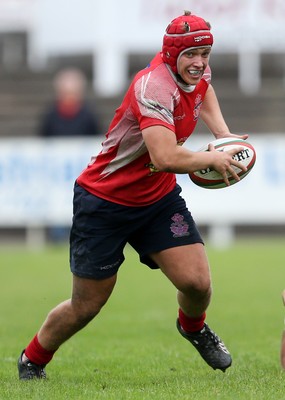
189, 137, 256, 189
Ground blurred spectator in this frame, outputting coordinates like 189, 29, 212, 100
39, 67, 100, 243
40, 67, 100, 137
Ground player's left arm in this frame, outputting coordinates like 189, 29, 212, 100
200, 84, 248, 141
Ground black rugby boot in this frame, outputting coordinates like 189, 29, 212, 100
176, 319, 232, 372
18, 350, 46, 380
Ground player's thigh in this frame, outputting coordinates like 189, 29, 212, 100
150, 243, 211, 292
71, 273, 117, 315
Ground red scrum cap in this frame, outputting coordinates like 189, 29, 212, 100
162, 10, 213, 74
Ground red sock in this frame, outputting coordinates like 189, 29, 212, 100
178, 308, 206, 333
24, 334, 56, 365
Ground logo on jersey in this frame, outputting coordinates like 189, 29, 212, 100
193, 94, 203, 121
170, 213, 190, 237
174, 113, 186, 121
145, 162, 160, 176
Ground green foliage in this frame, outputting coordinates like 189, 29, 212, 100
1, 239, 285, 399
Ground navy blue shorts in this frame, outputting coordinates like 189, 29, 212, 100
70, 182, 203, 280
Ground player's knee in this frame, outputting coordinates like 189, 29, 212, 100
180, 275, 211, 298
71, 299, 104, 325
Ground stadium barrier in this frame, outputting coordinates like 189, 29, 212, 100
0, 134, 284, 247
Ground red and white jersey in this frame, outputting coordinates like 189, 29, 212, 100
77, 52, 211, 206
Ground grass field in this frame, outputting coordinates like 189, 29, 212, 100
1, 238, 285, 399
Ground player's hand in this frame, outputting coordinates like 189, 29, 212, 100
208, 143, 248, 186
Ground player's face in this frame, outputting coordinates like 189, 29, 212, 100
177, 47, 211, 85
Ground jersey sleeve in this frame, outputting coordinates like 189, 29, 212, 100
132, 64, 179, 132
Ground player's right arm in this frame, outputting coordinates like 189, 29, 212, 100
142, 125, 247, 186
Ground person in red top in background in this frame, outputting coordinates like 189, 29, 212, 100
39, 67, 100, 243
18, 11, 248, 379
40, 68, 99, 137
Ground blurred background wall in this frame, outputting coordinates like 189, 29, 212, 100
0, 0, 284, 246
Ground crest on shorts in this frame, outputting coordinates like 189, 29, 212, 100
170, 213, 190, 237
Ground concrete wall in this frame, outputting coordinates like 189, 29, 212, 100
1, 0, 285, 96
